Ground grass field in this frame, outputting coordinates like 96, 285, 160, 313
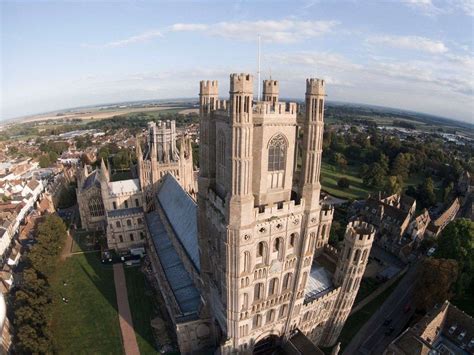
321, 161, 443, 202
70, 229, 100, 253
125, 266, 158, 354
50, 253, 124, 354
321, 161, 374, 200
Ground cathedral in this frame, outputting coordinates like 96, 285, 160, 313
76, 120, 195, 251
76, 74, 375, 354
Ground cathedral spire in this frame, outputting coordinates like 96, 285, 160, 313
99, 158, 109, 182
179, 135, 185, 159
136, 136, 143, 162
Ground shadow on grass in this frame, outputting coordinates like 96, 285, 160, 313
51, 244, 160, 354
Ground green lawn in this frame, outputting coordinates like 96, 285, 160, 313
71, 229, 100, 253
321, 161, 374, 200
50, 253, 124, 354
124, 266, 158, 354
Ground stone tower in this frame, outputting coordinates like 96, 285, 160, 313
262, 80, 279, 105
321, 219, 375, 346
197, 73, 342, 353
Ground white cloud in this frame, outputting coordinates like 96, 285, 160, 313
267, 51, 361, 71
84, 19, 338, 48
367, 35, 448, 53
170, 23, 209, 32
451, 0, 474, 16
169, 19, 339, 43
403, 0, 444, 15
82, 30, 163, 48
403, 0, 474, 16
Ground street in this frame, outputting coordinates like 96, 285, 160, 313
343, 262, 419, 355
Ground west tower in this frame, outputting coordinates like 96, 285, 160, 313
197, 74, 371, 354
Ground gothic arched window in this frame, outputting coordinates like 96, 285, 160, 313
353, 249, 361, 264
290, 233, 298, 248
268, 277, 279, 296
217, 130, 226, 184
283, 272, 293, 290
253, 314, 262, 329
242, 251, 251, 273
254, 283, 264, 301
268, 134, 287, 172
266, 309, 275, 323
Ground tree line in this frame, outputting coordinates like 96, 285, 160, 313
323, 127, 471, 207
12, 214, 67, 353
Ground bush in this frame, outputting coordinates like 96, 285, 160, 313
337, 177, 350, 188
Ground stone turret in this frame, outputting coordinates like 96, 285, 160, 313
200, 80, 219, 115
299, 78, 326, 211
263, 79, 279, 104
321, 219, 375, 346
228, 73, 254, 226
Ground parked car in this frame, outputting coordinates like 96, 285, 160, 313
385, 327, 395, 336
383, 318, 392, 326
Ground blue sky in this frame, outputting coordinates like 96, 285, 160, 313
1, 0, 473, 122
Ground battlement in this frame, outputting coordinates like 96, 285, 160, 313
230, 73, 253, 93
320, 204, 334, 220
200, 80, 219, 95
158, 120, 175, 130
346, 219, 375, 242
306, 78, 325, 96
254, 198, 305, 221
324, 244, 339, 261
263, 80, 279, 94
253, 101, 297, 116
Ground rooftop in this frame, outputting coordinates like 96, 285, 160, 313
109, 178, 140, 195
389, 301, 474, 354
157, 174, 200, 271
145, 212, 201, 316
304, 259, 334, 303
107, 207, 143, 218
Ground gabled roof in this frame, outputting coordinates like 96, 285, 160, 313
146, 212, 201, 316
157, 174, 200, 271
26, 179, 40, 191
82, 170, 100, 190
108, 179, 140, 195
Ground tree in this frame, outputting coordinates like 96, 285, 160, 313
48, 151, 58, 164
391, 153, 410, 180
12, 215, 67, 353
415, 258, 458, 312
362, 162, 387, 188
384, 175, 403, 195
434, 219, 474, 298
417, 177, 436, 208
337, 177, 350, 189
112, 149, 131, 170
443, 182, 454, 203
333, 152, 348, 169
38, 155, 51, 168
378, 153, 390, 173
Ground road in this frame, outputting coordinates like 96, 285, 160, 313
343, 262, 419, 355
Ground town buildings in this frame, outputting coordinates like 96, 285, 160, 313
385, 301, 474, 354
